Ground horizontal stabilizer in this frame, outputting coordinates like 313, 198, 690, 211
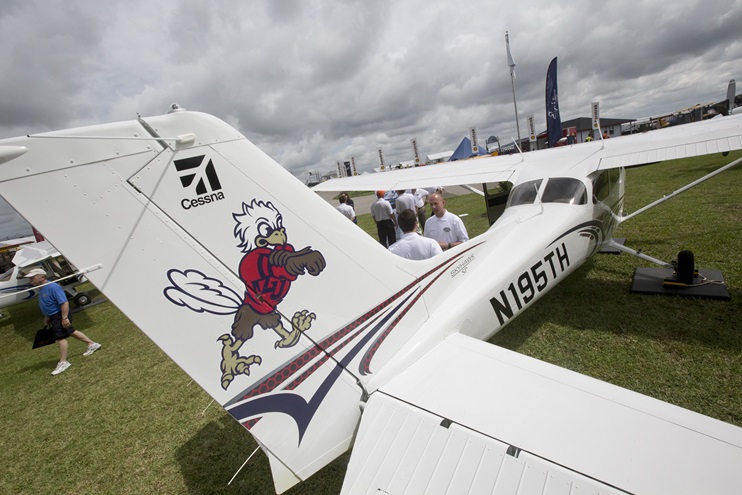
345, 392, 627, 494
344, 333, 742, 494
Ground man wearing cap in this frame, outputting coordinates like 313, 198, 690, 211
370, 190, 397, 247
27, 268, 101, 375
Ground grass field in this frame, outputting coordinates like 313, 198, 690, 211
1, 151, 740, 494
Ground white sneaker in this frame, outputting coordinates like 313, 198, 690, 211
83, 343, 101, 356
51, 361, 71, 375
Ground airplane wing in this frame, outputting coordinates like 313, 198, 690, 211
343, 333, 742, 494
314, 113, 742, 192
598, 112, 742, 169
312, 153, 522, 192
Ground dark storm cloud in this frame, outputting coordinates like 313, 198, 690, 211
0, 0, 740, 203
0, 2, 113, 134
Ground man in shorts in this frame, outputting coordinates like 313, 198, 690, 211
27, 268, 101, 375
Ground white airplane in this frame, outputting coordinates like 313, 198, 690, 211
0, 238, 93, 309
0, 108, 740, 494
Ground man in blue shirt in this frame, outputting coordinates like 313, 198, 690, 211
27, 268, 101, 375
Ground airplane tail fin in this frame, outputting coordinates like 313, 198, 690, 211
713, 79, 737, 116
0, 110, 457, 492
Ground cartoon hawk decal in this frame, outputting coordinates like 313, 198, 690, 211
164, 199, 326, 389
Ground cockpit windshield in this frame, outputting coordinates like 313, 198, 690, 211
507, 179, 542, 207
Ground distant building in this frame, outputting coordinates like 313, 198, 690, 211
560, 117, 634, 142
527, 116, 635, 149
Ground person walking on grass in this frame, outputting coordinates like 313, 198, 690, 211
27, 268, 101, 375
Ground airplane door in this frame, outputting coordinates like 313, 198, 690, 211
483, 181, 513, 226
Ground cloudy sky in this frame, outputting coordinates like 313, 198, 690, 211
0, 0, 740, 238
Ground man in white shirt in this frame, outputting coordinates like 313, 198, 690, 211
335, 193, 356, 222
424, 192, 469, 251
395, 189, 418, 237
389, 210, 442, 260
395, 190, 417, 214
370, 190, 397, 247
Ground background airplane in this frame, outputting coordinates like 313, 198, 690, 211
0, 239, 93, 310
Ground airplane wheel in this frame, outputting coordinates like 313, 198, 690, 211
73, 292, 92, 307
676, 250, 694, 284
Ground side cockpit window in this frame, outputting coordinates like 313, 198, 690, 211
591, 168, 622, 204
541, 178, 587, 205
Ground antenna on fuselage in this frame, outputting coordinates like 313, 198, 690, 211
512, 137, 525, 161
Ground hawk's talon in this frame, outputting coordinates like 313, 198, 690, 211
218, 333, 261, 390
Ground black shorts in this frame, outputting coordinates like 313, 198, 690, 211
49, 313, 75, 341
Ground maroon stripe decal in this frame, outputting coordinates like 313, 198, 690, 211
359, 243, 483, 374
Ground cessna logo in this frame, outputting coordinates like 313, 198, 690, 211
175, 155, 226, 210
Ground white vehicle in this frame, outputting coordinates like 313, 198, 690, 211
0, 108, 740, 494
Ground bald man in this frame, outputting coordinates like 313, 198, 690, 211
424, 192, 469, 251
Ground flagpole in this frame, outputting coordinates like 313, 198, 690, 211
506, 32, 521, 146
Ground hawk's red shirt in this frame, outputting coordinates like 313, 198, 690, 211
239, 244, 298, 314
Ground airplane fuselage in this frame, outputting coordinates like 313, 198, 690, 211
365, 169, 624, 390
0, 267, 37, 308
0, 253, 89, 310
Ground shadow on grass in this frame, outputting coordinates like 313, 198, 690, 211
175, 416, 348, 494
17, 357, 58, 373
175, 416, 268, 494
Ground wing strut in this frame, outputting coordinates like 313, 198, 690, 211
619, 154, 742, 224
605, 240, 673, 268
